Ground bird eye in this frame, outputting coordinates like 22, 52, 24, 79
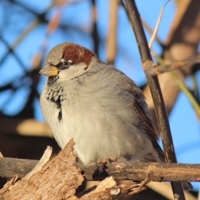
60, 59, 73, 68
63, 61, 69, 65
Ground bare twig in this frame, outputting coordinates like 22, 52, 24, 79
124, 0, 185, 199
106, 0, 118, 65
145, 53, 200, 117
145, 54, 200, 76
91, 0, 99, 55
120, 0, 164, 47
148, 0, 170, 49
143, 0, 200, 126
141, 19, 163, 47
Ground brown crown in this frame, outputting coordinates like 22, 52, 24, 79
62, 43, 96, 66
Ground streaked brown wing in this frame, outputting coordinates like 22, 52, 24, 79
132, 88, 165, 162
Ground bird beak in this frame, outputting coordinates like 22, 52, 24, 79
39, 65, 59, 77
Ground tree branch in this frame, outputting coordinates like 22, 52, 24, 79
144, 0, 200, 118
144, 54, 200, 76
91, 0, 99, 55
0, 156, 200, 183
124, 0, 185, 198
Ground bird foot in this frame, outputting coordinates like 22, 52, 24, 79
128, 168, 152, 195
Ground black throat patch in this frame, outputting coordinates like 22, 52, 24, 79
47, 76, 59, 86
46, 77, 64, 121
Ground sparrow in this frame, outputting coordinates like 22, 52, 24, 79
40, 43, 191, 189
40, 42, 164, 164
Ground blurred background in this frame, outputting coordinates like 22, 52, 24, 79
0, 0, 199, 198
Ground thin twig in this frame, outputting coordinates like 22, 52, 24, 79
145, 54, 200, 76
91, 0, 99, 55
141, 19, 163, 47
148, 0, 170, 49
106, 0, 118, 65
120, 0, 163, 47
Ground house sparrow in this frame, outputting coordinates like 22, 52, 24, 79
40, 43, 191, 189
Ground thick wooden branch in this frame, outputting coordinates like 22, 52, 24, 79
1, 156, 200, 182
0, 157, 38, 178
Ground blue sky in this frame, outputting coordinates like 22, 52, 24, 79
0, 0, 199, 190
